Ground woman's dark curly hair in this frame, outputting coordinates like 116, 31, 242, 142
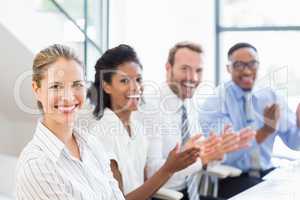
88, 44, 143, 119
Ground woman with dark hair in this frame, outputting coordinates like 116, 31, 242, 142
88, 44, 209, 199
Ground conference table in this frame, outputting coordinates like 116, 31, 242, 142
229, 160, 300, 200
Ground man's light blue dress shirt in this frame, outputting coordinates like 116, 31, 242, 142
199, 81, 300, 172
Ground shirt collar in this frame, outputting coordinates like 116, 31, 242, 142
73, 124, 89, 145
160, 83, 185, 113
229, 80, 258, 100
102, 108, 138, 139
34, 121, 65, 163
34, 121, 89, 163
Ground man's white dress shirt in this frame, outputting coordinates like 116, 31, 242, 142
136, 83, 203, 191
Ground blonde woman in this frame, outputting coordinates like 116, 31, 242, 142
16, 44, 125, 200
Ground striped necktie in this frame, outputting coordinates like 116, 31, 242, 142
243, 93, 261, 171
244, 92, 255, 127
181, 105, 200, 200
181, 105, 190, 145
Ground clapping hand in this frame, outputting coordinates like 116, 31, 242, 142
219, 125, 255, 154
182, 134, 204, 151
163, 143, 201, 173
263, 103, 280, 133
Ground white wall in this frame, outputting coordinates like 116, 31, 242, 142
0, 114, 36, 156
0, 1, 71, 54
0, 0, 216, 156
0, 23, 37, 156
0, 1, 86, 156
109, 0, 216, 85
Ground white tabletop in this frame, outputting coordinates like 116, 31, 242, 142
229, 161, 300, 200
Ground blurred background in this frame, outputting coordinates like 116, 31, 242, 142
0, 0, 299, 161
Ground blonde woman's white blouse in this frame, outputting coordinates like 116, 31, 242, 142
16, 121, 125, 200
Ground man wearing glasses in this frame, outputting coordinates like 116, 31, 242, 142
199, 42, 300, 199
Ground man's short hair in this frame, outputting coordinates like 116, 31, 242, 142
167, 41, 203, 65
227, 42, 257, 59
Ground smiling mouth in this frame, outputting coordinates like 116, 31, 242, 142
127, 94, 141, 99
241, 76, 254, 84
55, 104, 78, 113
182, 82, 196, 88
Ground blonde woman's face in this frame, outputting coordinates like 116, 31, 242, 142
32, 57, 86, 125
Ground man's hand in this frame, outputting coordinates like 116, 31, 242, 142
238, 128, 256, 148
182, 134, 203, 151
214, 125, 254, 155
263, 103, 280, 133
217, 125, 240, 154
197, 125, 255, 166
256, 103, 280, 143
199, 133, 222, 165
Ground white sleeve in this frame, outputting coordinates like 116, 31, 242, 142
88, 136, 125, 200
141, 112, 202, 188
89, 123, 118, 162
146, 132, 202, 180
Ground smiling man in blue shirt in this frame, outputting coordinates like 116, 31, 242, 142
199, 42, 300, 199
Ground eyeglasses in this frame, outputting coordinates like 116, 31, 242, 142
230, 60, 259, 71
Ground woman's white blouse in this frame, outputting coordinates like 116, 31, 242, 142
16, 121, 125, 200
89, 108, 148, 195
